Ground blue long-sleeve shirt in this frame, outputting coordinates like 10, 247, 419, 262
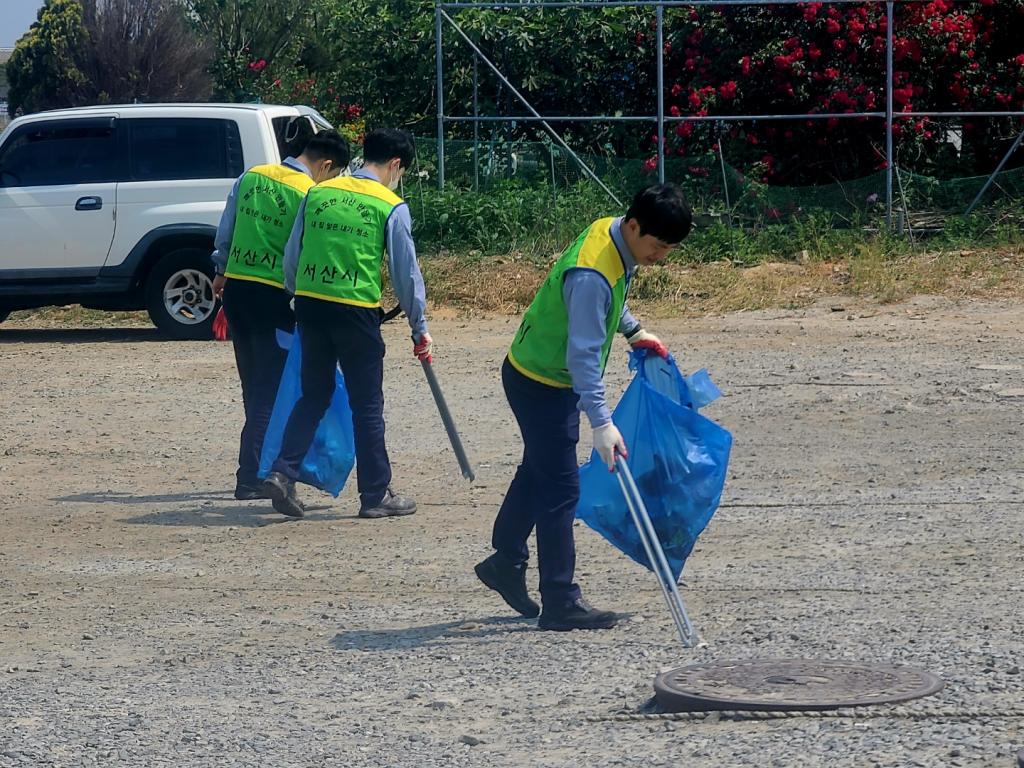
564, 217, 641, 429
211, 156, 311, 275
282, 168, 428, 340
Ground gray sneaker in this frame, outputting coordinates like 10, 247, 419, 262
359, 488, 416, 519
262, 471, 305, 518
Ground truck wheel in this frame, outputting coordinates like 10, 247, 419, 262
145, 248, 218, 340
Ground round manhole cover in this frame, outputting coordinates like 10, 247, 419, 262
654, 659, 943, 712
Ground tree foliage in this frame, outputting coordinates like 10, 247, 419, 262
181, 0, 314, 101
6, 0, 91, 116
6, 0, 211, 117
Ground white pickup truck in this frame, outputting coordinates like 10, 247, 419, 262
0, 103, 331, 338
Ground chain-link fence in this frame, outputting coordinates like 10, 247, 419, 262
411, 136, 1024, 226
398, 135, 1024, 254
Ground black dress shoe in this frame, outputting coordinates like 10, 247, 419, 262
538, 597, 618, 631
358, 488, 416, 519
262, 471, 304, 518
234, 482, 269, 501
474, 553, 540, 618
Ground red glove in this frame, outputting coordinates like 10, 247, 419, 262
413, 332, 433, 364
212, 306, 229, 342
626, 328, 668, 358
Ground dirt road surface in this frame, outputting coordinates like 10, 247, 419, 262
1, 298, 1021, 767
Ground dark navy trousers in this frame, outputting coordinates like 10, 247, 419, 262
270, 297, 391, 509
222, 278, 294, 487
492, 357, 583, 606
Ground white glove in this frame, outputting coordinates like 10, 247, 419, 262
593, 423, 627, 471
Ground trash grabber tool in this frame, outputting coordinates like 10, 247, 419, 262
380, 306, 474, 482
615, 456, 698, 648
420, 358, 475, 482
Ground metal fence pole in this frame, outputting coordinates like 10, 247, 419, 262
435, 2, 446, 190
716, 123, 733, 227
965, 126, 1024, 215
473, 53, 480, 192
885, 0, 894, 229
656, 3, 666, 183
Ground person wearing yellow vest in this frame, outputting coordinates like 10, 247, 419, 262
475, 183, 693, 631
211, 130, 350, 501
262, 129, 431, 519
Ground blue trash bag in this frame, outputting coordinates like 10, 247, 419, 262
257, 329, 355, 497
577, 349, 733, 582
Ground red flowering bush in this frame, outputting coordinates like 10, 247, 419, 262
250, 66, 366, 145
649, 1, 1024, 184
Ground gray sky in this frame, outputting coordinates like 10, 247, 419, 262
2, 0, 43, 48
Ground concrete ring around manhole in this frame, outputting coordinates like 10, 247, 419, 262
654, 659, 943, 712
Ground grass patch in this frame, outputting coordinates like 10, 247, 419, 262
417, 242, 1024, 316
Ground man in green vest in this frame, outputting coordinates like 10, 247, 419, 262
262, 129, 431, 519
211, 129, 350, 501
475, 183, 693, 631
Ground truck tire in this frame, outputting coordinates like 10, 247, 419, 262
144, 248, 219, 340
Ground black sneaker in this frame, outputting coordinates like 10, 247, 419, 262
358, 488, 416, 519
538, 597, 618, 631
234, 481, 269, 501
474, 553, 540, 618
262, 471, 304, 518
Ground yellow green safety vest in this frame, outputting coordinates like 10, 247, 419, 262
225, 164, 314, 288
508, 217, 628, 388
293, 176, 403, 308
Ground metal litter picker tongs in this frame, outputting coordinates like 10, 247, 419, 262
383, 305, 475, 482
614, 456, 698, 648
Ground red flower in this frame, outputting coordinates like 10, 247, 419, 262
740, 55, 752, 75
825, 19, 841, 34
719, 81, 738, 101
893, 86, 914, 105
248, 58, 268, 72
1015, 54, 1024, 67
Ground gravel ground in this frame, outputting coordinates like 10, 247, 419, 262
0, 296, 1021, 767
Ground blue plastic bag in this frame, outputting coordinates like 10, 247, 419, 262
577, 350, 733, 581
257, 329, 355, 497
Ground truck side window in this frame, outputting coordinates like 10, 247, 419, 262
127, 118, 243, 181
0, 119, 118, 188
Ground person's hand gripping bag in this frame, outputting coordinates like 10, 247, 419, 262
577, 349, 733, 581
258, 329, 355, 496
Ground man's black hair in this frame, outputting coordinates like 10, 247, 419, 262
625, 183, 693, 244
363, 128, 416, 169
301, 130, 350, 169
